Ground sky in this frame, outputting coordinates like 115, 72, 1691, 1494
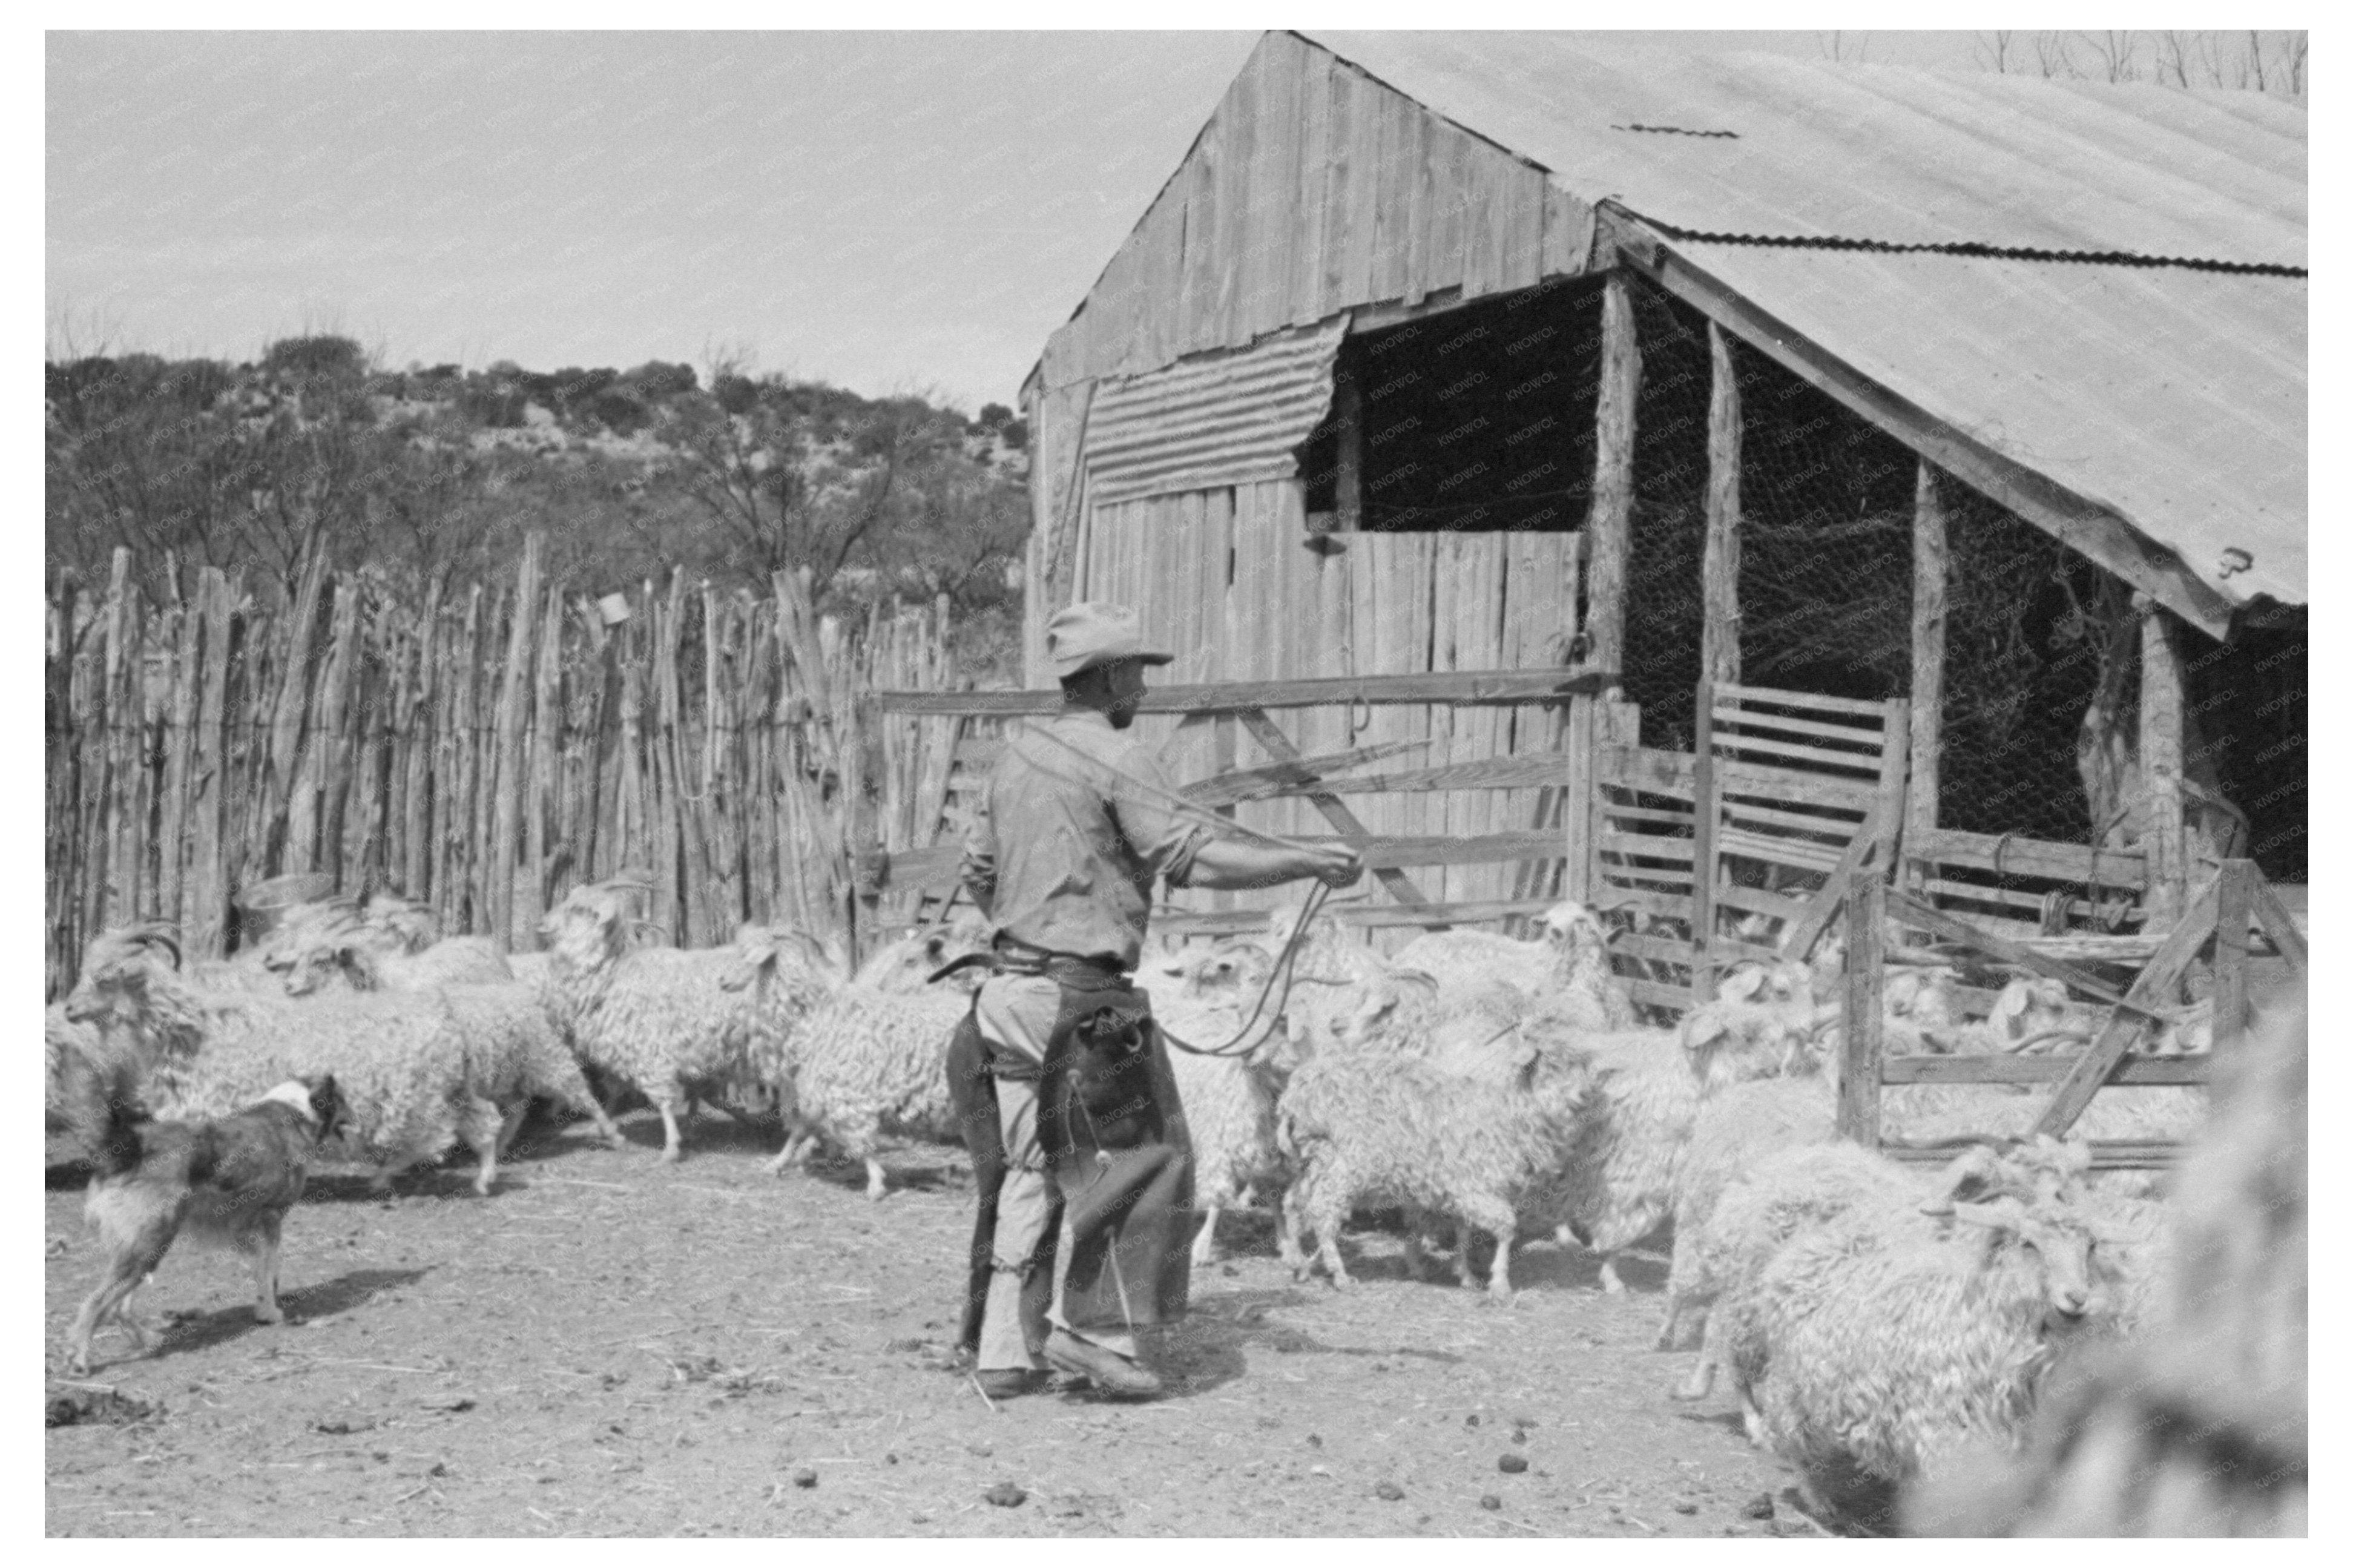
50, 30, 2007, 411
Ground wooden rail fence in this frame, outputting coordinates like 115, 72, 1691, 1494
1835, 860, 2302, 1168
44, 539, 973, 999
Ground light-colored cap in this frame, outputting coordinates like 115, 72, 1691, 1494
1044, 602, 1176, 681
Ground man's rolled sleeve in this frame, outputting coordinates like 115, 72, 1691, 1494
1108, 743, 1210, 889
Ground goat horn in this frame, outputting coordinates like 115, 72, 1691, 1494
127, 921, 183, 970
1918, 1142, 2006, 1215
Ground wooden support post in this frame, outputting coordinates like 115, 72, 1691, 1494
1700, 321, 1742, 692
1690, 682, 1719, 1001
1906, 461, 1947, 868
1585, 274, 1639, 699
2213, 858, 2255, 1056
2138, 603, 2188, 928
1838, 872, 1887, 1148
1332, 367, 1363, 534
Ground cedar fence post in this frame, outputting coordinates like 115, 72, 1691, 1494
1838, 872, 1886, 1148
1585, 274, 1638, 700
1700, 321, 1742, 693
2213, 858, 2256, 1056
1906, 461, 1947, 872
2138, 602, 2188, 928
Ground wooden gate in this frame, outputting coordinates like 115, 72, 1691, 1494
864, 668, 1610, 948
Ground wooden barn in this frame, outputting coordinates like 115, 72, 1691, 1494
893, 31, 2306, 1006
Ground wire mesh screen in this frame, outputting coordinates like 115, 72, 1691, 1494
1937, 493, 2110, 845
1621, 281, 1710, 752
1733, 341, 1914, 703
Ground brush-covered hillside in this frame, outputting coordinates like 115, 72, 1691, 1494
45, 334, 1032, 670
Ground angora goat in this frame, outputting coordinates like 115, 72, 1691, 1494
1146, 941, 1289, 1267
64, 924, 512, 1194
1903, 995, 2306, 1537
1711, 1138, 2118, 1535
539, 881, 835, 1162
1277, 984, 1593, 1300
764, 983, 969, 1200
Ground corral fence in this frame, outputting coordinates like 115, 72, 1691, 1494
44, 537, 973, 1000
864, 667, 1616, 943
1833, 860, 2305, 1170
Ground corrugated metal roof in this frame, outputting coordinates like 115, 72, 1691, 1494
1084, 318, 1347, 504
1300, 31, 2306, 268
1288, 31, 2306, 608
1676, 243, 2305, 610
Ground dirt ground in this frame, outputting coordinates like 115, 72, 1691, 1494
45, 1111, 1807, 1539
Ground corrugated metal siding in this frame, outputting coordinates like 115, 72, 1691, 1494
1676, 242, 2306, 607
1082, 320, 1346, 505
1302, 31, 2305, 266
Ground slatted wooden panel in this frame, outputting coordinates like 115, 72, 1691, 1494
1697, 682, 1908, 971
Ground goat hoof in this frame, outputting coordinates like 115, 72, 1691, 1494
253, 1303, 283, 1326
659, 1147, 683, 1165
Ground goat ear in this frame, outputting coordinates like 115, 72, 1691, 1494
1992, 983, 2029, 1027
1681, 1012, 1728, 1051
1717, 966, 1764, 1003
1949, 1197, 2026, 1234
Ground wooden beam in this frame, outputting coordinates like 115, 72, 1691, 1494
1594, 207, 2237, 640
1782, 799, 1887, 963
1585, 273, 1638, 695
872, 667, 1617, 717
1179, 737, 1429, 808
883, 829, 1569, 889
1238, 708, 1434, 909
2211, 858, 2256, 1056
1701, 322, 1742, 691
2033, 873, 2219, 1139
1186, 750, 1562, 806
1906, 825, 2147, 889
1884, 1055, 2210, 1087
2248, 875, 2308, 978
1154, 894, 1562, 936
1332, 363, 1363, 533
1907, 461, 1948, 858
1838, 872, 1887, 1148
1885, 886, 2140, 1012
1879, 1140, 2183, 1171
2137, 604, 2188, 927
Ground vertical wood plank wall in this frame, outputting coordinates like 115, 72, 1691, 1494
1080, 481, 1581, 931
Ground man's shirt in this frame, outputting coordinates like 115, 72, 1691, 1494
959, 708, 1207, 970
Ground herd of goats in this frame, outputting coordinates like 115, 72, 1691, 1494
44, 878, 2305, 1535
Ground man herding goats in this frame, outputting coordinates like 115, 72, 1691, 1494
947, 602, 1362, 1399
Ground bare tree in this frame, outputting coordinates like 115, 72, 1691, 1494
2081, 30, 2141, 84
2157, 30, 2192, 89
1975, 30, 2018, 74
2032, 31, 2077, 79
